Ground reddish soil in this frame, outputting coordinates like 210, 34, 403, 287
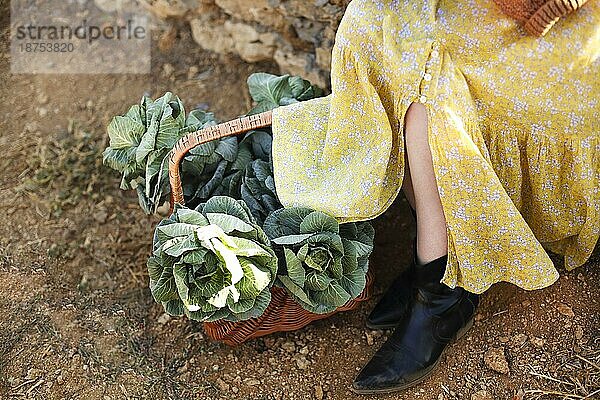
0, 9, 598, 400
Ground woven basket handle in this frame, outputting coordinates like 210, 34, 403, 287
168, 110, 273, 213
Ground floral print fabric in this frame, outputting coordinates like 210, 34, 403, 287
270, 0, 599, 293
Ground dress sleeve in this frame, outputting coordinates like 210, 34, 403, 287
271, 41, 403, 222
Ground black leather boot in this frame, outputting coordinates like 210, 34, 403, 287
366, 238, 417, 329
365, 204, 418, 330
352, 253, 479, 394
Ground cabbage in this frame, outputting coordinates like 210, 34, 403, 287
147, 196, 278, 322
263, 208, 375, 314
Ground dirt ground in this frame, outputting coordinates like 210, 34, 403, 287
1, 7, 599, 400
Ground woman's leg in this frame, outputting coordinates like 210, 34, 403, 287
353, 103, 479, 394
403, 102, 447, 264
400, 150, 416, 210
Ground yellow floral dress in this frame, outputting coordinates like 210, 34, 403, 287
270, 0, 599, 293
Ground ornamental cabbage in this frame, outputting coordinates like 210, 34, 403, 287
147, 196, 278, 322
246, 73, 324, 115
263, 208, 375, 314
241, 158, 280, 224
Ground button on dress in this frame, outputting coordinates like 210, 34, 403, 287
270, 0, 599, 293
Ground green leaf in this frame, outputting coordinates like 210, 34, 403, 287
163, 234, 198, 257
226, 296, 256, 314
163, 299, 185, 316
150, 266, 178, 302
247, 73, 292, 111
284, 248, 305, 286
177, 208, 209, 226
214, 137, 238, 162
300, 211, 339, 235
338, 268, 366, 298
278, 275, 314, 306
107, 115, 145, 149
157, 222, 199, 238
206, 213, 255, 233
305, 271, 332, 291
312, 281, 351, 308
272, 233, 312, 245
202, 196, 252, 223
341, 238, 359, 273
263, 207, 313, 239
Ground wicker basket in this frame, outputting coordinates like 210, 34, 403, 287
167, 110, 374, 346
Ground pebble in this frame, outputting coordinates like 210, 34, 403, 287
188, 66, 199, 80
510, 333, 528, 347
365, 331, 374, 346
575, 325, 584, 340
157, 313, 171, 324
216, 378, 229, 391
244, 378, 260, 386
294, 355, 310, 370
315, 384, 324, 400
37, 93, 49, 104
555, 303, 575, 318
93, 209, 108, 224
281, 341, 296, 353
484, 347, 509, 374
530, 336, 545, 348
471, 390, 493, 400
162, 63, 175, 77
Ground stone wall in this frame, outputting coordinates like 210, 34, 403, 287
142, 0, 351, 89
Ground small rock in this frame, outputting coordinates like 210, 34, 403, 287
162, 63, 175, 77
232, 386, 239, 393
510, 333, 527, 347
93, 209, 108, 224
37, 93, 49, 104
471, 390, 493, 400
365, 331, 374, 346
530, 336, 545, 348
281, 341, 296, 353
157, 313, 171, 324
555, 303, 575, 318
499, 336, 510, 343
212, 364, 219, 371
188, 65, 199, 80
244, 378, 260, 386
315, 384, 324, 400
294, 355, 310, 370
86, 99, 94, 109
575, 325, 584, 340
38, 107, 48, 117
156, 201, 171, 217
484, 347, 509, 374
521, 300, 531, 307
215, 378, 229, 391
